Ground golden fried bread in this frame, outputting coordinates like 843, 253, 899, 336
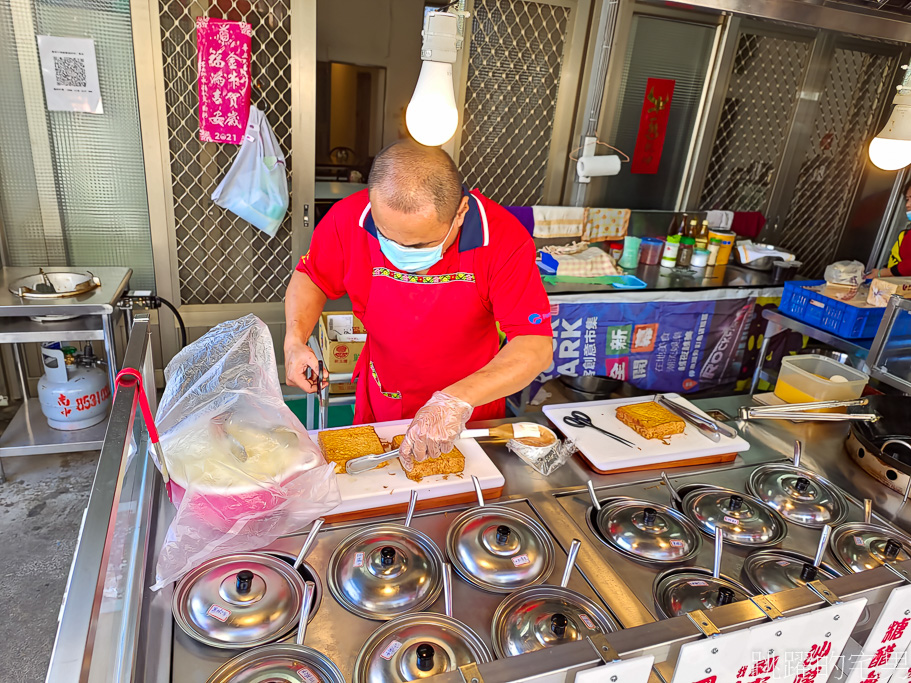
318, 425, 385, 474
615, 401, 685, 440
392, 435, 466, 482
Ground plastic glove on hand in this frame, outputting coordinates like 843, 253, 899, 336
399, 391, 473, 471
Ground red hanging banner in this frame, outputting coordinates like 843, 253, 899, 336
630, 78, 675, 175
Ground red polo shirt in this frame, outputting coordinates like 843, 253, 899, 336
297, 189, 553, 343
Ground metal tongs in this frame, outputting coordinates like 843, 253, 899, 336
738, 398, 880, 422
655, 395, 737, 442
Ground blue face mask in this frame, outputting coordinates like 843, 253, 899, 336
376, 219, 456, 273
906, 210, 911, 222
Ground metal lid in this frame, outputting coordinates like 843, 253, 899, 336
681, 487, 788, 547
446, 505, 555, 593
830, 522, 911, 574
328, 523, 445, 620
353, 612, 492, 683
172, 553, 306, 649
742, 550, 841, 595
747, 464, 848, 528
653, 568, 752, 619
206, 644, 345, 683
594, 497, 702, 564
491, 585, 615, 658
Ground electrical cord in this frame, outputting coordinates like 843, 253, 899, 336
157, 296, 188, 349
123, 292, 188, 348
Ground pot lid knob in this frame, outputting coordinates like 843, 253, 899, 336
643, 508, 658, 525
728, 495, 744, 512
800, 563, 819, 582
496, 525, 511, 544
416, 643, 435, 671
550, 613, 568, 637
716, 586, 735, 606
885, 539, 902, 560
236, 570, 254, 594
794, 477, 811, 494
380, 546, 396, 567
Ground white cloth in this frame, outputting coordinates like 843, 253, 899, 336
532, 206, 587, 238
706, 210, 733, 230
735, 241, 795, 264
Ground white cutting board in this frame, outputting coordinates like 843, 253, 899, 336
543, 394, 750, 473
311, 419, 505, 518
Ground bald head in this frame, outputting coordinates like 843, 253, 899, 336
368, 141, 463, 222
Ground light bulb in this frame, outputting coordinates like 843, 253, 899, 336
869, 137, 911, 171
406, 61, 458, 147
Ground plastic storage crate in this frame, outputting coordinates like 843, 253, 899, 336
779, 280, 911, 339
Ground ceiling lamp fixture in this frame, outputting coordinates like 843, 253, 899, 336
869, 62, 911, 171
406, 9, 465, 147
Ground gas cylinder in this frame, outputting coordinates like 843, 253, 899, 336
37, 344, 112, 430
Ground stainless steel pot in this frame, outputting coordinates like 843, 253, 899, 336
829, 522, 911, 574
559, 375, 621, 398
680, 486, 789, 547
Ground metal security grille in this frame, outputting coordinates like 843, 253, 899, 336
458, 0, 570, 206
778, 48, 895, 277
699, 32, 812, 212
159, 0, 292, 305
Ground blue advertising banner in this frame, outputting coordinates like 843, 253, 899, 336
540, 294, 757, 394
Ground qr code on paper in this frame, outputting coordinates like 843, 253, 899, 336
53, 56, 86, 87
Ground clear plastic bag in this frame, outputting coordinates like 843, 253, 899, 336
211, 105, 289, 237
151, 314, 339, 590
824, 260, 865, 287
506, 437, 575, 476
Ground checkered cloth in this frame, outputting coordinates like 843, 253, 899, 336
543, 245, 621, 277
532, 206, 587, 238
582, 208, 631, 242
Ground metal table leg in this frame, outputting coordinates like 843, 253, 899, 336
749, 319, 782, 395
102, 313, 118, 392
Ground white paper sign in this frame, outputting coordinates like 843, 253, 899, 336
671, 628, 754, 683
845, 585, 911, 683
37, 36, 103, 113
575, 654, 655, 683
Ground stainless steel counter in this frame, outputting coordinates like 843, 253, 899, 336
48, 324, 911, 683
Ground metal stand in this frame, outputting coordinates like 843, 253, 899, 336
303, 334, 355, 431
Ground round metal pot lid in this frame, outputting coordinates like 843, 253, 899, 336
747, 464, 849, 528
206, 644, 345, 683
595, 497, 702, 564
491, 585, 615, 659
327, 523, 445, 620
353, 612, 492, 683
172, 552, 306, 649
742, 550, 841, 595
446, 504, 556, 593
830, 522, 911, 574
653, 568, 752, 619
681, 487, 788, 547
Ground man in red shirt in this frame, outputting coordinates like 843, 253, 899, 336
284, 141, 553, 468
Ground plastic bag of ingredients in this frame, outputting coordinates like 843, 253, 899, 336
150, 314, 340, 590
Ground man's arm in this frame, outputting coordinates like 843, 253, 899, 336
284, 270, 329, 392
443, 335, 552, 407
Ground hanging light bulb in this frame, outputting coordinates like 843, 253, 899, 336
869, 63, 911, 171
406, 11, 460, 147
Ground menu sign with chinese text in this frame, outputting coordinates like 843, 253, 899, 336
631, 78, 675, 174
196, 17, 252, 144
845, 585, 911, 683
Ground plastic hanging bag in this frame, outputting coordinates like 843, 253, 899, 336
150, 314, 340, 590
211, 104, 289, 237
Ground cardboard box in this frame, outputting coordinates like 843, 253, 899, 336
318, 312, 366, 375
329, 381, 357, 395
867, 277, 911, 307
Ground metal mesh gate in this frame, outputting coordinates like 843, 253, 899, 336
699, 32, 812, 212
777, 48, 895, 277
159, 0, 292, 305
457, 0, 570, 206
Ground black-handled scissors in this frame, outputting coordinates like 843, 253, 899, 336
563, 410, 635, 448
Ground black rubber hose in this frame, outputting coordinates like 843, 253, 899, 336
157, 296, 187, 348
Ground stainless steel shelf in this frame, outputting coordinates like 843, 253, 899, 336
0, 398, 106, 457
0, 315, 105, 343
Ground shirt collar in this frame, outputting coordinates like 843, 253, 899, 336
360, 188, 489, 252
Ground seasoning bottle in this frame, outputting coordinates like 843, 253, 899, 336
707, 237, 722, 266
695, 220, 709, 250
686, 219, 697, 239
676, 236, 695, 268
661, 235, 681, 267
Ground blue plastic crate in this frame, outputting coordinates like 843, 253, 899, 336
779, 280, 911, 339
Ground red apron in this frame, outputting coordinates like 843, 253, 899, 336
352, 218, 504, 424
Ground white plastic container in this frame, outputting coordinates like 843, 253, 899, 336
774, 354, 868, 404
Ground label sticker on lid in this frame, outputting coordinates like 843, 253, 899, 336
670, 539, 684, 548
777, 561, 791, 567
380, 640, 403, 660
579, 614, 596, 630
512, 554, 531, 567
353, 552, 365, 567
687, 580, 709, 587
854, 536, 865, 546
296, 667, 319, 683
206, 604, 231, 622
723, 515, 739, 525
